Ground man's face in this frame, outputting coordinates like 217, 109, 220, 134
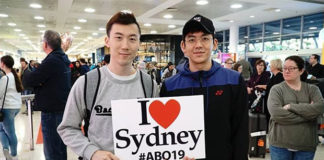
20, 61, 27, 69
181, 31, 217, 67
309, 55, 316, 65
105, 23, 140, 67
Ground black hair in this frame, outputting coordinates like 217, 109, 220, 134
106, 11, 141, 37
255, 59, 267, 72
311, 54, 320, 61
1, 55, 23, 92
43, 30, 62, 50
285, 55, 304, 71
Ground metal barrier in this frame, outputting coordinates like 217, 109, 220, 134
21, 94, 35, 151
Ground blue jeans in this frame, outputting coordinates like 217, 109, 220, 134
41, 112, 67, 160
270, 145, 315, 160
0, 109, 20, 156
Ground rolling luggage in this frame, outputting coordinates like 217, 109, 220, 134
248, 112, 267, 158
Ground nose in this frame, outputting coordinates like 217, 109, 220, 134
121, 39, 129, 50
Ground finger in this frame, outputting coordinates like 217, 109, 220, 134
108, 153, 120, 160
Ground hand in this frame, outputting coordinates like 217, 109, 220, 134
91, 150, 119, 160
182, 156, 195, 160
247, 87, 252, 94
311, 76, 317, 80
255, 85, 266, 90
283, 104, 290, 110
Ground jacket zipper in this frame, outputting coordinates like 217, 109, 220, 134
199, 71, 203, 88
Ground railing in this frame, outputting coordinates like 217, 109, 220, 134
21, 94, 35, 151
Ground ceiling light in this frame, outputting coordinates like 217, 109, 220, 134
84, 8, 95, 13
34, 16, 44, 20
19, 34, 26, 36
0, 13, 8, 17
144, 23, 152, 27
26, 40, 32, 43
168, 25, 176, 28
249, 15, 255, 18
273, 32, 279, 35
37, 24, 45, 28
150, 30, 157, 34
229, 20, 234, 23
39, 30, 45, 33
30, 3, 42, 9
92, 33, 98, 36
230, 4, 242, 9
83, 39, 89, 42
163, 14, 173, 19
99, 27, 105, 31
87, 37, 93, 40
196, 0, 209, 5
275, 9, 280, 12
14, 29, 22, 32
23, 37, 29, 40
8, 23, 16, 26
309, 27, 317, 30
78, 19, 87, 23
74, 26, 81, 30
79, 42, 85, 45
71, 32, 77, 35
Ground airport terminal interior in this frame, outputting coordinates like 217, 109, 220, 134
1, 0, 324, 159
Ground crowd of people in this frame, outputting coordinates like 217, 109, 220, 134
0, 10, 323, 160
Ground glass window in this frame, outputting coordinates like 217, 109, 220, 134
303, 12, 324, 33
215, 31, 224, 43
238, 44, 246, 55
264, 20, 280, 37
224, 30, 230, 42
303, 32, 319, 49
239, 26, 248, 44
283, 16, 301, 35
264, 37, 281, 51
224, 42, 229, 53
248, 39, 263, 52
281, 35, 301, 50
249, 24, 263, 39
217, 43, 224, 52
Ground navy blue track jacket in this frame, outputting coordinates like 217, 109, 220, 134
160, 60, 249, 160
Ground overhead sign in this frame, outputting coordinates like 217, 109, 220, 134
111, 95, 205, 160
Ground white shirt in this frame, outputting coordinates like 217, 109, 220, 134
0, 72, 22, 109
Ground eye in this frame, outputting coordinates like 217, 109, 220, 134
129, 37, 137, 42
115, 36, 122, 40
187, 38, 195, 43
202, 37, 210, 41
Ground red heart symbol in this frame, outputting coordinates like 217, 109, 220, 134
149, 99, 181, 129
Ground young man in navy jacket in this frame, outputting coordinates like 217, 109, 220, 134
160, 14, 249, 160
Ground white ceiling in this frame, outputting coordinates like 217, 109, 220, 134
0, 0, 323, 56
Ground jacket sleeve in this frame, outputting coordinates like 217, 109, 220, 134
288, 85, 324, 120
25, 58, 53, 87
268, 85, 308, 125
231, 76, 249, 160
57, 76, 100, 160
0, 76, 8, 101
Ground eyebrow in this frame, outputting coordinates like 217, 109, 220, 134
186, 33, 212, 38
113, 32, 138, 38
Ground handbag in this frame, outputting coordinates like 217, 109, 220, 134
0, 75, 9, 122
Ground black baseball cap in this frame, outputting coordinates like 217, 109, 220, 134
182, 14, 215, 38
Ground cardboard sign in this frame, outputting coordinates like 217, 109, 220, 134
111, 95, 205, 160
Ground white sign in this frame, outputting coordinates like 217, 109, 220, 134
111, 95, 205, 160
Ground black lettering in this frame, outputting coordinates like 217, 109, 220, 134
130, 134, 145, 154
177, 131, 189, 144
162, 131, 176, 145
115, 129, 130, 149
94, 105, 103, 113
138, 100, 150, 125
147, 152, 154, 160
189, 130, 203, 150
155, 151, 162, 160
162, 151, 171, 159
146, 126, 161, 146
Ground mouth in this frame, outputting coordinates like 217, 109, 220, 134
193, 52, 204, 55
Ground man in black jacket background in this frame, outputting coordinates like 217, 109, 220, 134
160, 14, 249, 160
25, 30, 71, 160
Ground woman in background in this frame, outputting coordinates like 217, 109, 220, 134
0, 55, 23, 160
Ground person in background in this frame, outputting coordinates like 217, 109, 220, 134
224, 58, 234, 69
307, 54, 324, 80
268, 55, 324, 160
237, 56, 253, 82
79, 58, 90, 75
102, 54, 111, 65
25, 30, 71, 160
147, 62, 157, 81
233, 63, 243, 74
160, 14, 248, 159
247, 59, 270, 107
161, 62, 176, 81
20, 59, 34, 115
0, 55, 23, 160
71, 61, 81, 86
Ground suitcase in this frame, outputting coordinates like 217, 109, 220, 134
248, 112, 267, 158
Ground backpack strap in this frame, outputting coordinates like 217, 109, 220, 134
83, 67, 101, 136
140, 70, 154, 98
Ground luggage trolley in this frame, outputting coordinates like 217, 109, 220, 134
21, 94, 35, 150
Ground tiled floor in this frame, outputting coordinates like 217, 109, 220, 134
0, 110, 323, 160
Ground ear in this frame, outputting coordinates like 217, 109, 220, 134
105, 36, 110, 48
180, 40, 188, 57
212, 38, 218, 50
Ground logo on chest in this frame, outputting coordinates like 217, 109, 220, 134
94, 105, 112, 116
